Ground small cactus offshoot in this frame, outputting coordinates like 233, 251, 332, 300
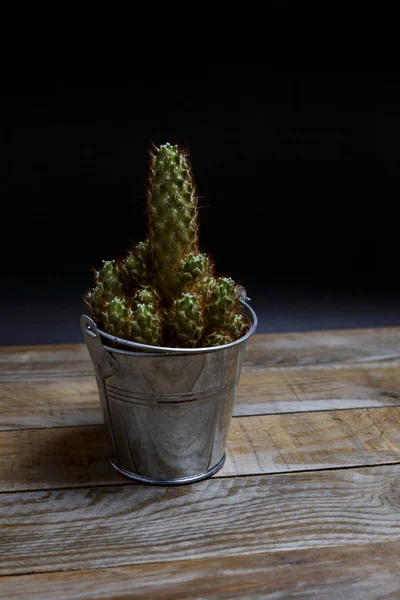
85, 142, 250, 348
167, 292, 204, 348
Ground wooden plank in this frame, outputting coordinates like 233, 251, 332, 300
0, 344, 93, 381
0, 425, 123, 492
236, 359, 400, 415
2, 360, 400, 431
1, 542, 399, 599
2, 327, 400, 381
243, 327, 400, 369
0, 379, 101, 430
1, 407, 400, 492
0, 465, 400, 576
224, 407, 400, 475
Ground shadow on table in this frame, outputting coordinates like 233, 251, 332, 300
7, 425, 132, 491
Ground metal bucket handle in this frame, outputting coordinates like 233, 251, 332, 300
81, 315, 121, 380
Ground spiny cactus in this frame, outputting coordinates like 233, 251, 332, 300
130, 302, 163, 346
203, 276, 247, 336
180, 252, 213, 290
203, 330, 234, 347
147, 142, 199, 303
85, 142, 250, 348
167, 292, 204, 348
106, 296, 132, 339
134, 285, 160, 307
96, 260, 123, 300
85, 260, 123, 331
119, 240, 151, 293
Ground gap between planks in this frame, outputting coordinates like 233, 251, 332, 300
2, 358, 400, 432
1, 465, 400, 577
2, 327, 400, 378
1, 406, 400, 493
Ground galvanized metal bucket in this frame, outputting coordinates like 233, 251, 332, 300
81, 300, 257, 485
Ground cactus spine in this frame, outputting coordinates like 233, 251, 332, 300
85, 143, 249, 348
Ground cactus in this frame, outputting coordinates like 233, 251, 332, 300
203, 276, 247, 335
85, 142, 250, 348
134, 285, 160, 307
119, 240, 151, 293
167, 292, 204, 348
147, 142, 199, 303
84, 260, 123, 331
106, 296, 132, 339
98, 260, 122, 295
130, 286, 163, 346
180, 252, 213, 290
130, 303, 163, 346
203, 330, 234, 347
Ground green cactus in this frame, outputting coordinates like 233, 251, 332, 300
134, 285, 160, 307
203, 277, 239, 326
106, 296, 132, 339
97, 260, 123, 299
130, 285, 163, 346
180, 252, 213, 290
147, 142, 199, 303
85, 142, 250, 349
167, 293, 204, 348
226, 311, 248, 339
85, 260, 123, 330
130, 302, 163, 346
85, 283, 108, 329
203, 330, 234, 347
87, 290, 163, 346
120, 240, 151, 293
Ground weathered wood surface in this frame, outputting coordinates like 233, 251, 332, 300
236, 359, 400, 415
2, 357, 400, 432
1, 541, 399, 599
1, 329, 400, 597
243, 327, 400, 368
0, 379, 101, 430
2, 327, 400, 382
0, 344, 93, 381
1, 407, 400, 492
1, 465, 400, 576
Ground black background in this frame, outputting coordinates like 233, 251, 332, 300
2, 68, 400, 344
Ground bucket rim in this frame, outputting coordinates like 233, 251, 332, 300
83, 299, 257, 356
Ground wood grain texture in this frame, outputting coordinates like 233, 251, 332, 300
0, 379, 100, 431
236, 359, 400, 415
1, 465, 400, 576
224, 407, 400, 475
2, 331, 400, 596
0, 344, 92, 381
243, 327, 400, 369
1, 407, 400, 492
2, 327, 400, 382
2, 360, 400, 431
1, 542, 399, 599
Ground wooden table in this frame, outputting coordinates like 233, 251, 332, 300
1, 328, 400, 599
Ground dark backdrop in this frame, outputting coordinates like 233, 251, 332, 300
2, 69, 400, 344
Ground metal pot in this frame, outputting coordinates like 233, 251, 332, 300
81, 299, 257, 485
